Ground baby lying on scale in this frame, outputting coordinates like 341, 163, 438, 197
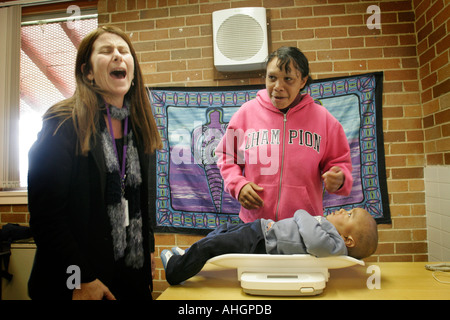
161, 208, 378, 285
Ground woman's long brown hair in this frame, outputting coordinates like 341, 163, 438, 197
44, 25, 162, 155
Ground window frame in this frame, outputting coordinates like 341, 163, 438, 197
0, 1, 97, 205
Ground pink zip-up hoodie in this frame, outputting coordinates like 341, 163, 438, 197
215, 89, 352, 222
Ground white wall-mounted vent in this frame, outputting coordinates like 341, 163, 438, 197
212, 7, 268, 72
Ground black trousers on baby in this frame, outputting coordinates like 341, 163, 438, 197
165, 220, 266, 285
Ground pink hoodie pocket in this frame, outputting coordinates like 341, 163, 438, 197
239, 184, 315, 222
277, 184, 315, 220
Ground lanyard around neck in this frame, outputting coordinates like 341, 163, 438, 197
105, 103, 129, 194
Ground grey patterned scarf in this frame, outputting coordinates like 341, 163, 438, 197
100, 104, 144, 269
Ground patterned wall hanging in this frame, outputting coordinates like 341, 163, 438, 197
149, 72, 390, 234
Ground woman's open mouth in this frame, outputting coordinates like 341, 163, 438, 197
273, 95, 286, 101
110, 68, 127, 80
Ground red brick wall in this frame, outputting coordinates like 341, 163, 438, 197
414, 0, 450, 165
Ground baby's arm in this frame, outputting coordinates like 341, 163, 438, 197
294, 210, 347, 257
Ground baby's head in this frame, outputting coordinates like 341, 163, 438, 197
326, 208, 378, 259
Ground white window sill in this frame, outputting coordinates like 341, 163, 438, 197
0, 190, 28, 205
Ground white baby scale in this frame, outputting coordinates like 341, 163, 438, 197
207, 254, 364, 296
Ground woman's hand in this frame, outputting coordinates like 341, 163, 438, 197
322, 166, 345, 193
72, 279, 116, 300
238, 182, 264, 210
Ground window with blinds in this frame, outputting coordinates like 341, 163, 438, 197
19, 17, 97, 186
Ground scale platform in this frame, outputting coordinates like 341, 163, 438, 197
207, 254, 364, 296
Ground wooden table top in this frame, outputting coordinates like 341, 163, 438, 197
158, 261, 450, 300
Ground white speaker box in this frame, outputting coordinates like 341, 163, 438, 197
212, 7, 268, 72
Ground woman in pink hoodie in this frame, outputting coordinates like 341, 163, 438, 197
215, 47, 353, 223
